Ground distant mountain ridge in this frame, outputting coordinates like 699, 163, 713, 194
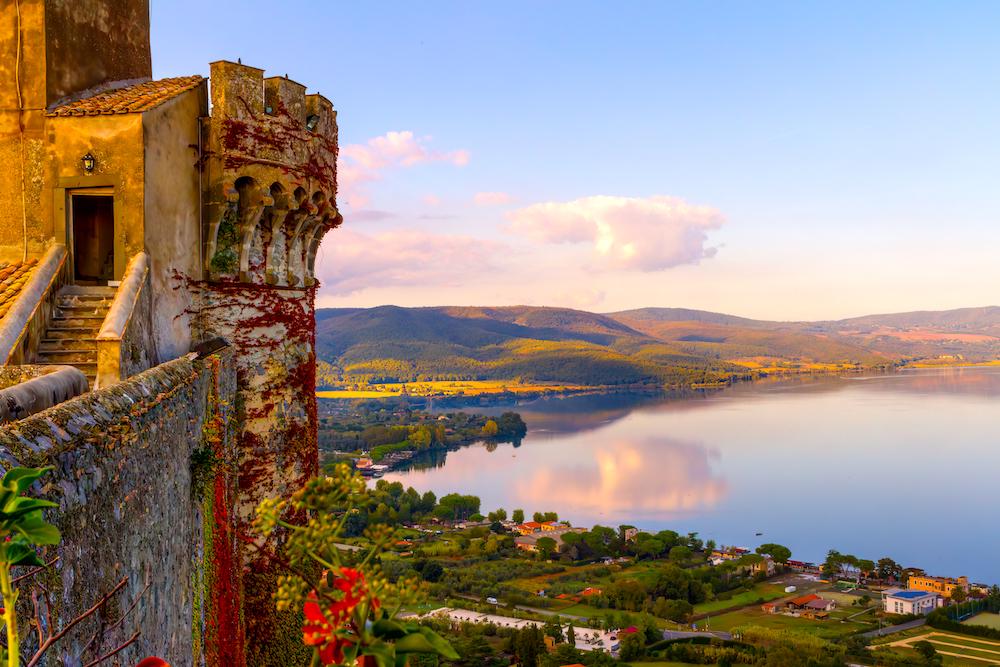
315, 304, 1000, 387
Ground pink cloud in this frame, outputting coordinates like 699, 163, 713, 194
337, 131, 469, 208
507, 195, 724, 271
315, 228, 500, 296
422, 194, 442, 206
473, 191, 514, 207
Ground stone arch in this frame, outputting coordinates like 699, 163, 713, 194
235, 176, 272, 282
261, 181, 294, 285
285, 190, 326, 286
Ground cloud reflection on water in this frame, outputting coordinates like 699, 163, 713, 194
512, 438, 728, 522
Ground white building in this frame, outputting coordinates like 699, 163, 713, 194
882, 588, 940, 615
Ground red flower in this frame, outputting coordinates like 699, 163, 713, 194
302, 568, 380, 666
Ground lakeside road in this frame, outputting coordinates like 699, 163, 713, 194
861, 617, 926, 638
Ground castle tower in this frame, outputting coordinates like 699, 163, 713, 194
198, 60, 341, 664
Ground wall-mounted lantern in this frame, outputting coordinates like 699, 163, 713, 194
81, 152, 96, 173
305, 115, 320, 132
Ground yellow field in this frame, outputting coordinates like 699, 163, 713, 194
732, 358, 858, 373
317, 380, 593, 399
905, 359, 1000, 369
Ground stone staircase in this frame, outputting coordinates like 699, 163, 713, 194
35, 286, 117, 388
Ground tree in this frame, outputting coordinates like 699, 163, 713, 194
653, 597, 693, 622
913, 640, 942, 665
669, 545, 692, 563
536, 537, 558, 560
543, 616, 564, 643
635, 536, 664, 560
705, 539, 717, 552
512, 625, 545, 667
566, 623, 576, 646
756, 543, 792, 564
512, 508, 525, 524
419, 561, 444, 583
876, 557, 903, 581
494, 508, 507, 521
497, 412, 527, 438
618, 631, 645, 661
951, 586, 968, 603
481, 420, 499, 437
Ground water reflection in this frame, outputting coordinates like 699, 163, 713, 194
512, 438, 728, 521
385, 367, 1000, 582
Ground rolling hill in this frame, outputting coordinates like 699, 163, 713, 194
315, 305, 741, 387
315, 304, 1000, 388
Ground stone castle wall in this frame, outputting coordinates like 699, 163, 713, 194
0, 347, 242, 666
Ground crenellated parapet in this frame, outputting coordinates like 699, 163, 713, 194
203, 61, 341, 286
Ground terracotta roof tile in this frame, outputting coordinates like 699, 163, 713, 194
48, 76, 203, 117
0, 260, 37, 319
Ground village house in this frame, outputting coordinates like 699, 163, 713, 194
514, 520, 564, 535
882, 588, 940, 615
514, 526, 586, 553
907, 574, 969, 599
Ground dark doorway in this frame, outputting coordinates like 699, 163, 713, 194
71, 194, 115, 283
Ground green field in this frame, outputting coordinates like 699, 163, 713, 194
703, 606, 874, 639
879, 630, 1000, 666
965, 612, 1000, 631
693, 584, 786, 614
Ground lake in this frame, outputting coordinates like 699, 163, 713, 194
382, 366, 1000, 584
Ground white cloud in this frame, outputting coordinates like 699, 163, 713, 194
315, 228, 499, 296
507, 195, 724, 271
337, 131, 469, 208
473, 191, 514, 207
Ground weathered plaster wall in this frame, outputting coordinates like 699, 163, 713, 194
95, 252, 157, 388
142, 84, 206, 360
43, 0, 152, 106
0, 348, 241, 666
0, 0, 152, 262
48, 113, 146, 266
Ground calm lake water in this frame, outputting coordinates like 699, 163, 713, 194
382, 367, 1000, 584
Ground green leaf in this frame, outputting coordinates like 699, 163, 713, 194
372, 618, 406, 639
5, 541, 44, 567
359, 642, 395, 667
417, 626, 460, 659
2, 467, 53, 495
394, 629, 459, 659
0, 497, 59, 523
14, 511, 60, 545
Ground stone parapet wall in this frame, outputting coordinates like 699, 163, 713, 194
0, 347, 241, 666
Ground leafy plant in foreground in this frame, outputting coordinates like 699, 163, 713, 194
0, 466, 61, 667
254, 464, 458, 666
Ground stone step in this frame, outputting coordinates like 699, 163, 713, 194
60, 285, 117, 297
56, 298, 112, 310
44, 327, 100, 339
50, 315, 105, 328
33, 360, 97, 376
39, 338, 97, 351
36, 349, 97, 364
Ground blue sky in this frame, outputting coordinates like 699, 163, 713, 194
151, 1, 1000, 319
